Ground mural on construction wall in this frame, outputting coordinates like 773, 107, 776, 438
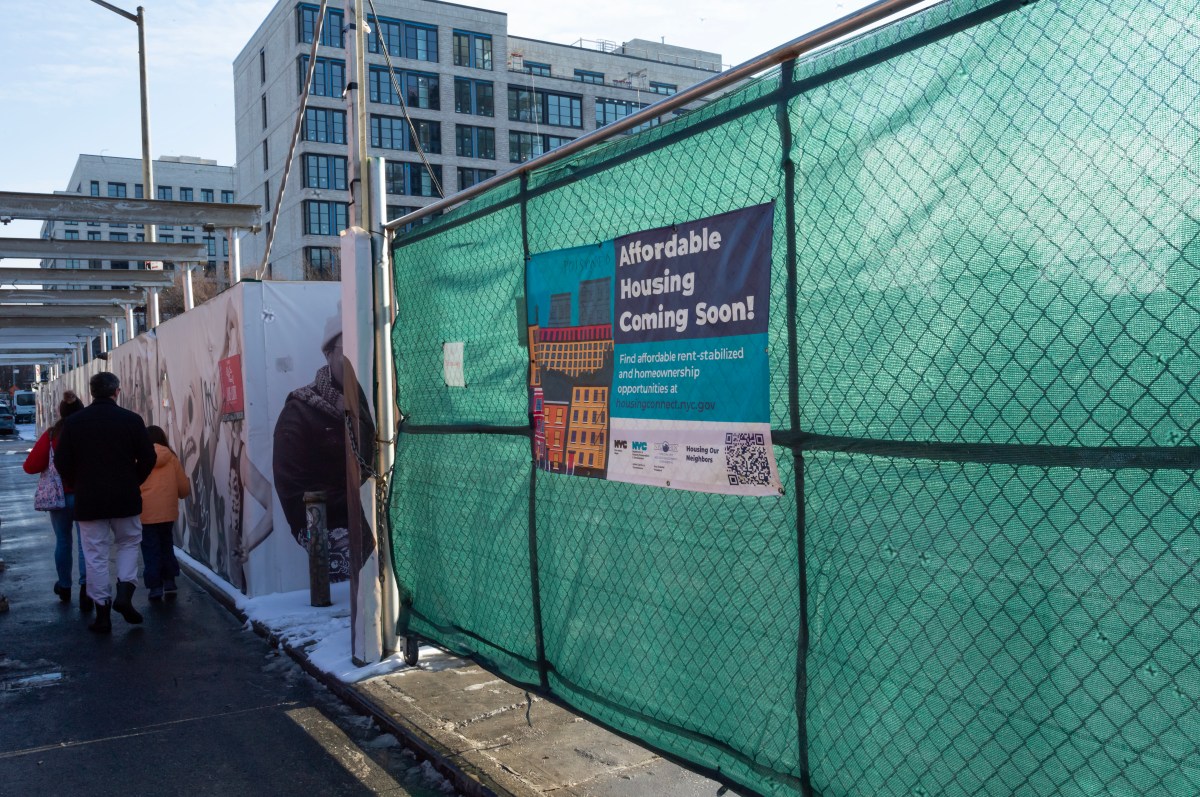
260, 283, 374, 592
36, 281, 343, 598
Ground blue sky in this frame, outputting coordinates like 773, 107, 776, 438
0, 0, 934, 263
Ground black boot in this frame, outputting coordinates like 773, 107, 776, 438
53, 584, 71, 603
79, 584, 94, 614
88, 601, 112, 634
112, 581, 143, 625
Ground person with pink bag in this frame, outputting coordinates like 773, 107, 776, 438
23, 390, 92, 611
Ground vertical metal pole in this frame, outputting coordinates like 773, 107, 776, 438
111, 319, 121, 347
229, 230, 241, 283
99, 331, 109, 355
344, 0, 369, 230
124, 303, 135, 338
304, 491, 332, 607
149, 287, 160, 328
370, 157, 398, 654
136, 7, 155, 245
183, 264, 195, 310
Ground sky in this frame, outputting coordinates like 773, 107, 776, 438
0, 0, 935, 260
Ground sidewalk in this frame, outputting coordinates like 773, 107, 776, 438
181, 556, 740, 797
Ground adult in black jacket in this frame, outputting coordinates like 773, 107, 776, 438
56, 371, 156, 633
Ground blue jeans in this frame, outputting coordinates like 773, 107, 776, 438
49, 494, 86, 589
140, 521, 180, 590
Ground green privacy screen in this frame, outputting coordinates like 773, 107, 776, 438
388, 1, 1200, 794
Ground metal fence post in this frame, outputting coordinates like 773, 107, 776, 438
303, 491, 331, 607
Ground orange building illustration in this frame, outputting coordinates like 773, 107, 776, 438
528, 278, 614, 476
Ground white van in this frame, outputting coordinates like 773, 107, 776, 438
12, 390, 36, 423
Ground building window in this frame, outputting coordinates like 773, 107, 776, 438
157, 186, 172, 201
384, 161, 441, 197
508, 87, 582, 128
303, 154, 348, 190
455, 125, 495, 159
180, 187, 194, 202
262, 139, 269, 170
201, 188, 214, 203
135, 183, 143, 199
259, 48, 266, 83
574, 69, 604, 84
302, 107, 347, 144
523, 61, 551, 77
106, 182, 126, 198
509, 131, 574, 163
368, 66, 439, 110
454, 78, 493, 116
204, 236, 217, 257
367, 16, 437, 62
457, 167, 495, 190
90, 181, 100, 196
110, 232, 128, 242
297, 3, 344, 47
298, 56, 345, 97
453, 30, 492, 70
263, 181, 271, 212
63, 230, 80, 240
596, 97, 654, 132
650, 81, 677, 95
303, 200, 348, 235
305, 246, 338, 276
261, 95, 268, 128
221, 190, 234, 203
369, 114, 440, 153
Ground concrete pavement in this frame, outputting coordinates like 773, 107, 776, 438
2, 430, 741, 797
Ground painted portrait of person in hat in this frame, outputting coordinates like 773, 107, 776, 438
271, 305, 375, 582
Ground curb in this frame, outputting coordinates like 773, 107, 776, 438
179, 560, 507, 797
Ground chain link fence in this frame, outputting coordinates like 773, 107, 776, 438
389, 1, 1200, 794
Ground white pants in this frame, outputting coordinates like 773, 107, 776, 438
79, 515, 143, 603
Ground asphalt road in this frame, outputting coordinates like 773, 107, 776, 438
0, 432, 452, 797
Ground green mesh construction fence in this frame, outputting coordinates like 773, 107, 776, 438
389, 1, 1200, 794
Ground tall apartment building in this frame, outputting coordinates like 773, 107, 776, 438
40, 154, 238, 276
233, 0, 722, 281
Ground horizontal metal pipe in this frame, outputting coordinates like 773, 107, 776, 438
385, 0, 927, 233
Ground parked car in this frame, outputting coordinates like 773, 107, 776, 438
12, 390, 35, 424
0, 408, 15, 437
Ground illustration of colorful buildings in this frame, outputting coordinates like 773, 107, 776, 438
527, 276, 613, 475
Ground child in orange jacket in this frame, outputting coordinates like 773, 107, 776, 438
140, 425, 191, 601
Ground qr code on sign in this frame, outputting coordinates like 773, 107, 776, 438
725, 432, 770, 486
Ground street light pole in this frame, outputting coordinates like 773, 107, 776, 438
88, 2, 156, 244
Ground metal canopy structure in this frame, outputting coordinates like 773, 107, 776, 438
0, 238, 208, 262
0, 190, 263, 377
0, 317, 113, 330
0, 265, 174, 287
0, 288, 144, 305
0, 191, 260, 229
2, 304, 127, 319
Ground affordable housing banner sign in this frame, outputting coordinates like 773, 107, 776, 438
526, 203, 781, 496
